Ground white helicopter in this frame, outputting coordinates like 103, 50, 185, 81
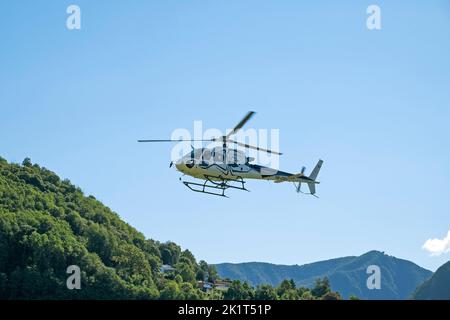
139, 111, 323, 197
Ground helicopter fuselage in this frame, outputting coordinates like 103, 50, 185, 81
174, 147, 315, 184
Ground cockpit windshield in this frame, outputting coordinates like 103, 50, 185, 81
202, 149, 212, 162
186, 147, 247, 165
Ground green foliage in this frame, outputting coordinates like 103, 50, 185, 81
0, 157, 205, 299
158, 280, 204, 300
220, 277, 342, 300
280, 289, 299, 300
277, 279, 296, 297
311, 277, 331, 298
22, 158, 32, 167
321, 291, 342, 300
159, 242, 181, 265
223, 280, 255, 300
300, 290, 314, 300
176, 262, 196, 284
207, 265, 219, 283
205, 288, 224, 300
179, 282, 202, 299
254, 284, 278, 300
277, 279, 302, 300
159, 281, 180, 300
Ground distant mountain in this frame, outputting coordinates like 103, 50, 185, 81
413, 261, 450, 300
215, 251, 432, 299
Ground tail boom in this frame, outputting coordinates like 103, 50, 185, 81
296, 159, 323, 196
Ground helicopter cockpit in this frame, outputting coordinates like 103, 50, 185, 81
184, 147, 250, 166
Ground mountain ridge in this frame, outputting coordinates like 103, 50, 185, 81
413, 260, 450, 300
215, 250, 432, 299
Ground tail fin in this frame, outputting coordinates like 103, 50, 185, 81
307, 160, 323, 196
309, 159, 323, 181
307, 183, 316, 195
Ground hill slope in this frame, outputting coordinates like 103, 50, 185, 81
413, 261, 450, 300
215, 251, 432, 299
0, 157, 211, 299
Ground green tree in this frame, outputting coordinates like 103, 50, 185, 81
179, 282, 203, 299
206, 289, 224, 300
196, 268, 206, 281
22, 157, 32, 167
161, 248, 172, 265
280, 289, 299, 300
207, 265, 218, 283
223, 281, 255, 300
198, 260, 209, 273
174, 274, 183, 283
160, 281, 180, 299
277, 279, 296, 297
177, 263, 196, 284
311, 277, 331, 298
180, 249, 196, 266
159, 242, 181, 265
321, 291, 341, 300
254, 284, 278, 300
300, 290, 314, 300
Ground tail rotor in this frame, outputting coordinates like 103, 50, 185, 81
294, 160, 323, 197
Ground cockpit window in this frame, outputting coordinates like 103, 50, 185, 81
214, 149, 224, 163
195, 149, 203, 160
202, 149, 212, 161
188, 149, 203, 161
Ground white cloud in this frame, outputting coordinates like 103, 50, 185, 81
422, 230, 450, 256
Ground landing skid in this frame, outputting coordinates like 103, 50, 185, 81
182, 175, 249, 197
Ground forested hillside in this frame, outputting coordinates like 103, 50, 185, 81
0, 156, 212, 299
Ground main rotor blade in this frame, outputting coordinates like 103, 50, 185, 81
228, 139, 282, 155
137, 139, 212, 143
226, 111, 256, 139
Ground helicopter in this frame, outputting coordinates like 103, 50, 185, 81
138, 111, 323, 197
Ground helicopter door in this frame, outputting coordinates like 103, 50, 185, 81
201, 149, 212, 166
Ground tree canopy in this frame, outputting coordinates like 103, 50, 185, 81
0, 158, 206, 299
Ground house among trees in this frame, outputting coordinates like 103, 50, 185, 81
197, 280, 232, 292
214, 280, 232, 291
197, 281, 214, 291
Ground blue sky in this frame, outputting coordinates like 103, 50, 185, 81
1, 1, 449, 271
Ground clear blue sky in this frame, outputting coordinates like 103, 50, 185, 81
1, 1, 449, 271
